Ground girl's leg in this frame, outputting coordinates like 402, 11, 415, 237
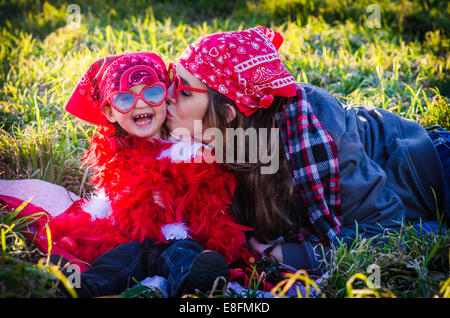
75, 240, 150, 297
147, 240, 202, 297
59, 239, 229, 297
147, 240, 229, 297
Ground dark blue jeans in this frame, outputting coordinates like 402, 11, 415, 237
76, 239, 204, 298
426, 125, 450, 222
426, 126, 450, 182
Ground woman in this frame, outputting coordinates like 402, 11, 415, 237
164, 26, 449, 275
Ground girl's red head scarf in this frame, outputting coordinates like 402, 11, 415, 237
65, 52, 168, 125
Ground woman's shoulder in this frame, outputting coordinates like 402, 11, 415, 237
296, 82, 344, 109
295, 82, 347, 141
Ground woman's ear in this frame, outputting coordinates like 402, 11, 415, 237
101, 105, 117, 123
224, 103, 237, 124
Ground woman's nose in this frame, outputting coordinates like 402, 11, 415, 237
166, 82, 177, 104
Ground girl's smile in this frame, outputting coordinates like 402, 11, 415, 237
133, 111, 154, 126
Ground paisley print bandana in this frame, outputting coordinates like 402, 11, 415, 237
179, 26, 296, 117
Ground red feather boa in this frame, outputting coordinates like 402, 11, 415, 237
48, 126, 251, 264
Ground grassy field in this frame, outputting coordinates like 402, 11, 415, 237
0, 0, 449, 298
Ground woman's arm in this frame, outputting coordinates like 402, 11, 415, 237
248, 237, 330, 276
248, 237, 283, 262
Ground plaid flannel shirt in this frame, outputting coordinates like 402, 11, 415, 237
273, 84, 342, 248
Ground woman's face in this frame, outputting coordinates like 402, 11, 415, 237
102, 84, 167, 140
165, 64, 209, 140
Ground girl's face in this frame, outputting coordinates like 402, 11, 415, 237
165, 64, 209, 140
102, 84, 167, 140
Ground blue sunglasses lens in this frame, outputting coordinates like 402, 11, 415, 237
112, 92, 134, 112
143, 85, 165, 105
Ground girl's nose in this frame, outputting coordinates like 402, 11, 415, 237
134, 97, 148, 109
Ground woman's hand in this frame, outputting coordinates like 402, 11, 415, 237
248, 237, 283, 263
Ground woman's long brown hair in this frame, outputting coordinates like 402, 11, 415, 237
203, 88, 305, 242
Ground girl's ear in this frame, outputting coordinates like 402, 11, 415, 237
224, 103, 236, 124
101, 105, 117, 123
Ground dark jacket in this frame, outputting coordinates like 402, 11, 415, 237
281, 83, 449, 274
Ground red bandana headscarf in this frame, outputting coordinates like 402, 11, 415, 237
181, 27, 342, 247
179, 26, 296, 117
65, 52, 168, 125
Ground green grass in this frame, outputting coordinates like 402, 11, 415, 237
323, 223, 450, 298
0, 0, 449, 297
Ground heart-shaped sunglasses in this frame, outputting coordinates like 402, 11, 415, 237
168, 63, 208, 98
107, 82, 167, 114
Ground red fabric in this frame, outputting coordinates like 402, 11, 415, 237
179, 26, 296, 117
65, 52, 168, 125
25, 126, 251, 266
0, 194, 89, 272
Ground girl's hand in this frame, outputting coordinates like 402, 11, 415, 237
248, 237, 283, 263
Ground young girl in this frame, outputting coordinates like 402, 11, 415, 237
164, 26, 449, 275
10, 52, 250, 297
